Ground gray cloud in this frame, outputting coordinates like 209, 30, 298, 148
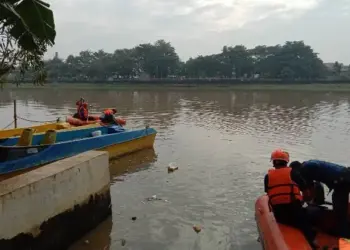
46, 0, 350, 64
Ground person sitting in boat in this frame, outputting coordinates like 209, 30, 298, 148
290, 160, 350, 238
100, 108, 118, 124
73, 97, 87, 119
264, 149, 318, 248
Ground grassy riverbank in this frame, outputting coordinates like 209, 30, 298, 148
4, 82, 350, 92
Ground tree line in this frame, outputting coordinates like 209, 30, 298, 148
2, 0, 350, 85
38, 40, 350, 83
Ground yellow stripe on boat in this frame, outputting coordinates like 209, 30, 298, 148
0, 122, 100, 139
100, 132, 157, 159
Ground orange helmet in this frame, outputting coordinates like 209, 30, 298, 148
270, 149, 290, 163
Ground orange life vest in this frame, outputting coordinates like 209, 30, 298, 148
78, 105, 88, 120
267, 167, 302, 205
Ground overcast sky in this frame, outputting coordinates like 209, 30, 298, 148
45, 0, 350, 64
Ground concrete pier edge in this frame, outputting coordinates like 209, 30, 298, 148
0, 151, 112, 250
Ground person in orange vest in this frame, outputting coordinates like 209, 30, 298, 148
77, 103, 89, 120
100, 108, 117, 124
73, 98, 88, 119
264, 149, 318, 249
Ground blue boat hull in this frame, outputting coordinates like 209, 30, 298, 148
0, 127, 157, 174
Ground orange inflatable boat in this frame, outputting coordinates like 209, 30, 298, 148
66, 115, 100, 126
255, 195, 350, 250
66, 115, 127, 127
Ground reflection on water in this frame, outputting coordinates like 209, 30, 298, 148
68, 217, 112, 250
1, 87, 350, 250
109, 149, 158, 184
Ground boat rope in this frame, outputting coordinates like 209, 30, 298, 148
1, 120, 14, 129
16, 115, 59, 123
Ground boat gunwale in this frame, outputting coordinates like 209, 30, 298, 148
0, 131, 157, 174
0, 127, 156, 149
0, 122, 101, 140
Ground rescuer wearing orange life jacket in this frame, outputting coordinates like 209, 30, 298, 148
73, 98, 88, 119
76, 98, 84, 110
100, 108, 117, 124
264, 149, 318, 249
77, 103, 89, 120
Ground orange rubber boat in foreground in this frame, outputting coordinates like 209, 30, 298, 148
255, 195, 350, 250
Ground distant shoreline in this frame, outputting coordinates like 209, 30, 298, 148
7, 77, 350, 85
10, 78, 350, 84
4, 81, 350, 92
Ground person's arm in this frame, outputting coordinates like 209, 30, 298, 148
290, 168, 311, 191
291, 167, 318, 203
264, 174, 268, 193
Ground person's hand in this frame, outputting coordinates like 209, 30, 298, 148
303, 188, 315, 202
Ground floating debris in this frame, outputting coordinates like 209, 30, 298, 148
168, 162, 179, 173
193, 225, 202, 233
132, 216, 137, 221
121, 238, 126, 246
84, 240, 90, 245
145, 195, 163, 202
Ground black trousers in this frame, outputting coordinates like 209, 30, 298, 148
272, 202, 316, 245
332, 184, 350, 237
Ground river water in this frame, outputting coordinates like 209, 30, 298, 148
1, 87, 350, 250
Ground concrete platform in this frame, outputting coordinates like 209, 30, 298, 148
0, 151, 111, 250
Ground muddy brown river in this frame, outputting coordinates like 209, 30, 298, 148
1, 86, 350, 250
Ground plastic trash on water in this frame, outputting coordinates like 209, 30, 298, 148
145, 195, 163, 202
193, 225, 202, 233
168, 162, 178, 172
121, 239, 126, 246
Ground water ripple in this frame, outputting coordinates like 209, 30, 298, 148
2, 88, 350, 250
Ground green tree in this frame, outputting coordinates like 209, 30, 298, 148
45, 55, 67, 81
249, 45, 282, 78
113, 49, 136, 78
133, 40, 180, 78
0, 0, 56, 85
221, 45, 254, 78
276, 41, 325, 79
185, 55, 225, 78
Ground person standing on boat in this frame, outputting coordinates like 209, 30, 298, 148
290, 160, 350, 238
264, 149, 318, 249
100, 108, 117, 124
